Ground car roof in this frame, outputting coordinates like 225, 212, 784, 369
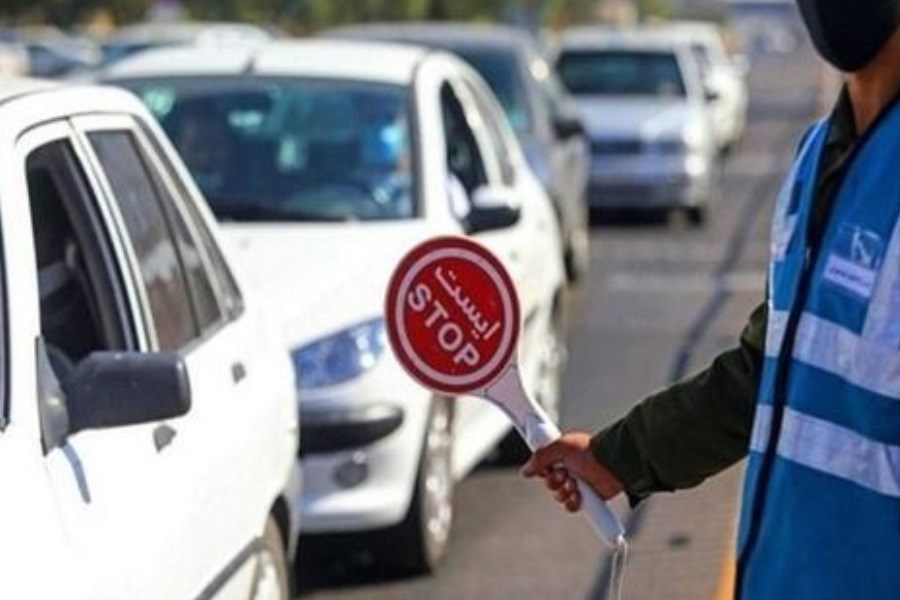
0, 76, 58, 104
325, 22, 535, 53
101, 39, 432, 85
104, 21, 272, 45
557, 26, 688, 52
644, 22, 725, 46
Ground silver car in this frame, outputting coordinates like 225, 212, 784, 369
554, 27, 720, 224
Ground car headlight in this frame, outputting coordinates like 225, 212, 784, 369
293, 319, 387, 390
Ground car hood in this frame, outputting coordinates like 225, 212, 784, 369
221, 221, 445, 348
575, 97, 692, 140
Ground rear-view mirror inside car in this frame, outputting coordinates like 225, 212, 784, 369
64, 352, 191, 434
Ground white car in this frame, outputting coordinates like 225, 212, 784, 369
554, 27, 720, 224
647, 22, 750, 151
102, 39, 568, 572
0, 78, 299, 599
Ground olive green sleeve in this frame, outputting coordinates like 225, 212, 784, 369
590, 301, 767, 500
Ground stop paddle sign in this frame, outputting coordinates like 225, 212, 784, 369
385, 236, 625, 547
386, 236, 519, 395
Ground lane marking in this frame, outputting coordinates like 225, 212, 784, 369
713, 501, 739, 600
602, 240, 771, 264
607, 270, 766, 293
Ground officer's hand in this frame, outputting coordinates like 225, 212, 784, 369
520, 431, 624, 512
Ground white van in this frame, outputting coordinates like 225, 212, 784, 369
0, 78, 299, 599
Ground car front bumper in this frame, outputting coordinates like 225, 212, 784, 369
587, 153, 713, 209
295, 366, 431, 534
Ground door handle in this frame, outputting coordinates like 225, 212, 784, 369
153, 424, 177, 453
231, 361, 247, 384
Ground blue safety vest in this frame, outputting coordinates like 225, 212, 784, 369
737, 100, 900, 598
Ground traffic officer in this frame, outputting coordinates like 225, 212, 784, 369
523, 1, 900, 597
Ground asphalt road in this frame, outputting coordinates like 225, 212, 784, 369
296, 38, 829, 600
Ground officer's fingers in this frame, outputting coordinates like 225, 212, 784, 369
543, 468, 568, 490
544, 475, 564, 492
564, 492, 582, 513
554, 478, 579, 502
521, 442, 567, 478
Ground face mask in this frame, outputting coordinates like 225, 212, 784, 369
796, 0, 900, 71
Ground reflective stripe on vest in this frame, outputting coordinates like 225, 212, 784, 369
750, 404, 900, 498
766, 309, 900, 400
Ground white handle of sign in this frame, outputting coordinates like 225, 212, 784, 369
522, 411, 626, 546
483, 367, 625, 546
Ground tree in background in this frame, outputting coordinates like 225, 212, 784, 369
0, 0, 673, 31
2, 0, 151, 27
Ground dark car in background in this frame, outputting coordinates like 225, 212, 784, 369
326, 22, 591, 282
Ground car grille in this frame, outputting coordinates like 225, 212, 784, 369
590, 138, 643, 156
587, 178, 691, 208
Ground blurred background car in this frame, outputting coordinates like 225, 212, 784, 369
648, 21, 749, 153
326, 23, 591, 283
100, 20, 273, 66
0, 25, 99, 77
102, 38, 567, 574
554, 27, 720, 224
0, 40, 28, 75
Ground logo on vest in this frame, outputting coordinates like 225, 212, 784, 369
822, 224, 884, 300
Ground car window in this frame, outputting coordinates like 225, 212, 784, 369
26, 139, 132, 379
142, 129, 244, 319
122, 77, 417, 223
690, 43, 714, 78
461, 78, 517, 187
557, 50, 687, 98
440, 83, 488, 197
139, 140, 223, 331
451, 46, 533, 135
538, 68, 574, 118
88, 131, 198, 351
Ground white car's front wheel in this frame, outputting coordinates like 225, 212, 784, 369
391, 398, 454, 573
250, 517, 290, 600
535, 300, 567, 423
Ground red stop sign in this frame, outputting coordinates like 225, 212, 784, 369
385, 236, 520, 395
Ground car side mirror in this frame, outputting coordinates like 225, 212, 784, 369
552, 114, 586, 140
64, 352, 191, 434
704, 86, 722, 103
466, 186, 522, 234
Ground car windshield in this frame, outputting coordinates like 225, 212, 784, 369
451, 47, 533, 135
557, 50, 687, 98
122, 77, 416, 223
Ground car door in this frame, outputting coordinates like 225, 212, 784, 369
71, 114, 278, 600
436, 72, 556, 443
453, 71, 565, 391
15, 120, 183, 600
455, 71, 558, 330
439, 77, 524, 278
